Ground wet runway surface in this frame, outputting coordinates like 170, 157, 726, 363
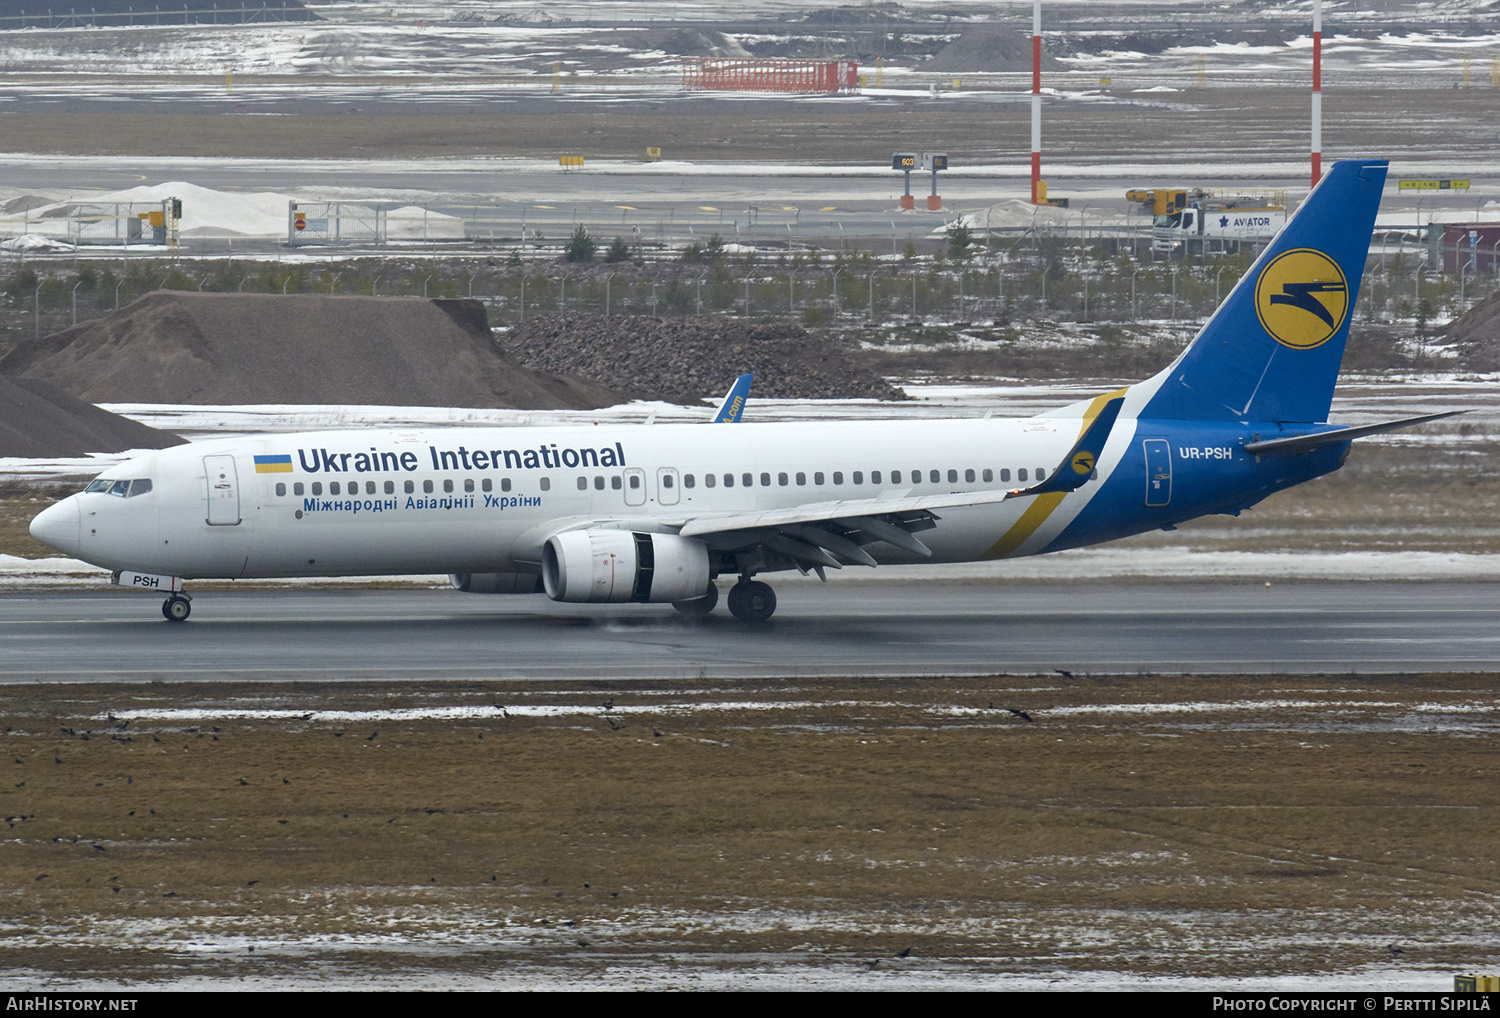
2, 581, 1497, 681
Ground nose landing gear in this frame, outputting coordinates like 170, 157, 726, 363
162, 594, 192, 622
726, 579, 776, 623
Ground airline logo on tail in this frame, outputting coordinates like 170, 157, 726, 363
1254, 248, 1349, 350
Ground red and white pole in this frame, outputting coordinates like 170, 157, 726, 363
1031, 0, 1042, 204
1311, 0, 1322, 186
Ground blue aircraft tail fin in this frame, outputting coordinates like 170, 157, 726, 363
1137, 158, 1387, 424
714, 373, 753, 423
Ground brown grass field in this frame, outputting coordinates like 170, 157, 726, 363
1, 675, 1497, 986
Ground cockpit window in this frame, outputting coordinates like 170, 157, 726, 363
85, 478, 152, 497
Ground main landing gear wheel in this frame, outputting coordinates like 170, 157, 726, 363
162, 595, 191, 622
672, 582, 719, 617
727, 580, 776, 623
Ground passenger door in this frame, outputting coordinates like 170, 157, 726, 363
1143, 439, 1172, 507
204, 455, 241, 525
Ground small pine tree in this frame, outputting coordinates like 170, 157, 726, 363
946, 221, 975, 260
705, 233, 725, 263
564, 225, 596, 263
605, 237, 630, 263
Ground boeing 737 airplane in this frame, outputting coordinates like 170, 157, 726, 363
30, 159, 1454, 623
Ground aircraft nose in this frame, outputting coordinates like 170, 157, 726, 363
29, 497, 80, 557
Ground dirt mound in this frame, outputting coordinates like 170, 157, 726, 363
0, 374, 183, 459
1443, 290, 1500, 368
498, 314, 905, 404
0, 292, 625, 410
927, 29, 1065, 73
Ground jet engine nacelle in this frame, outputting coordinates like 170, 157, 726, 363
542, 530, 710, 604
449, 572, 545, 594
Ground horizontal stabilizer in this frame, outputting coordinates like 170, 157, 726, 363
1243, 410, 1466, 456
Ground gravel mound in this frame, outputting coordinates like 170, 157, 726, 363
0, 292, 625, 410
1444, 290, 1500, 368
0, 375, 183, 459
498, 314, 906, 404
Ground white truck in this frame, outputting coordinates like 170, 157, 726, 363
1128, 188, 1288, 256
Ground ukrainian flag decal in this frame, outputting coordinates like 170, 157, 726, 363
254, 455, 294, 474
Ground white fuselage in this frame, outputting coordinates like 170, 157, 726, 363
44, 416, 1119, 580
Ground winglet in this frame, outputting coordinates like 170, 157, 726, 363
1005, 394, 1125, 500
713, 374, 753, 423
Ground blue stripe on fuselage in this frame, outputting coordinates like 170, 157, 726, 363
1043, 420, 1349, 553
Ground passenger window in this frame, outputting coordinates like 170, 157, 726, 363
663, 474, 675, 489
1018, 468, 1029, 482
502, 478, 513, 492
482, 478, 492, 492
742, 473, 753, 487
684, 474, 695, 489
444, 479, 454, 493
366, 481, 377, 495
724, 474, 734, 488
778, 472, 788, 486
330, 482, 341, 495
405, 480, 414, 494
464, 479, 474, 493
965, 469, 975, 483
1001, 469, 1011, 482
275, 482, 286, 497
947, 469, 957, 484
852, 471, 863, 485
832, 472, 843, 485
312, 482, 322, 496
540, 478, 551, 491
759, 472, 770, 486
577, 477, 588, 490
891, 470, 902, 484
705, 473, 716, 488
796, 472, 806, 485
929, 470, 939, 483
871, 471, 881, 485
983, 469, 993, 482
595, 476, 605, 490
814, 472, 825, 485
610, 476, 620, 490
386, 480, 396, 494
629, 475, 640, 489
1037, 467, 1047, 479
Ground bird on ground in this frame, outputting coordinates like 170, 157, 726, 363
896, 948, 911, 959
1389, 944, 1405, 958
366, 731, 378, 741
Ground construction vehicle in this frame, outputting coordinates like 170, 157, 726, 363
1127, 187, 1288, 256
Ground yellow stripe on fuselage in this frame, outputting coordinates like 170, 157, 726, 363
979, 387, 1128, 560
